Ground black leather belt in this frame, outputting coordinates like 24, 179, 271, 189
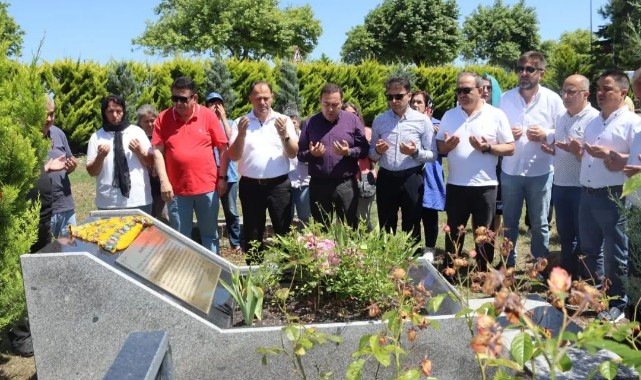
242, 174, 288, 185
379, 166, 423, 178
582, 185, 623, 196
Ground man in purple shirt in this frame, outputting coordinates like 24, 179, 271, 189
298, 83, 369, 228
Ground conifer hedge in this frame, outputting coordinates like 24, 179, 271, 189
37, 59, 529, 153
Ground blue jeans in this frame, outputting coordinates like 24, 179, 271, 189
579, 186, 628, 309
51, 210, 76, 238
291, 186, 311, 224
220, 182, 241, 248
168, 191, 219, 254
553, 185, 583, 277
501, 171, 552, 266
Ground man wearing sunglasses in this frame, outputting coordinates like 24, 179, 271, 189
437, 72, 514, 271
370, 76, 436, 247
499, 51, 564, 268
152, 77, 229, 254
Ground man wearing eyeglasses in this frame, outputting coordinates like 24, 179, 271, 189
228, 81, 298, 261
545, 75, 599, 279
437, 72, 514, 271
297, 83, 369, 228
152, 77, 229, 254
499, 51, 565, 268
370, 76, 436, 246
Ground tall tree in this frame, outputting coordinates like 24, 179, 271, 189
203, 60, 237, 110
273, 61, 302, 114
133, 0, 322, 61
461, 0, 540, 69
543, 29, 596, 90
0, 2, 24, 58
596, 0, 641, 69
340, 0, 461, 66
106, 61, 143, 122
0, 51, 48, 329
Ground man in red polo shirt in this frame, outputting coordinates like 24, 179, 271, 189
152, 76, 229, 253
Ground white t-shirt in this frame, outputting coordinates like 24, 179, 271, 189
580, 108, 641, 189
499, 86, 565, 177
87, 125, 152, 208
231, 110, 297, 178
437, 103, 514, 186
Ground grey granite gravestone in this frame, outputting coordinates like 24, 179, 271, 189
21, 210, 481, 379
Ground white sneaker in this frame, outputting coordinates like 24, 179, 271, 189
597, 306, 625, 323
423, 247, 435, 262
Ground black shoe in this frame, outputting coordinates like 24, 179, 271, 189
8, 325, 34, 357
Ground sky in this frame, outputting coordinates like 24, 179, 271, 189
8, 0, 608, 64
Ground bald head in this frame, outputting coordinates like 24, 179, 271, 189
561, 74, 590, 116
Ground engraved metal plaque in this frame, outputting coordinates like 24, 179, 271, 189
116, 227, 221, 314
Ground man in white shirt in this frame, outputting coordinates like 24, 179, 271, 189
548, 75, 599, 278
576, 70, 641, 322
499, 51, 565, 268
437, 72, 514, 271
228, 81, 298, 261
370, 76, 436, 245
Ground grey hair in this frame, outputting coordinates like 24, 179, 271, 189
456, 71, 484, 88
136, 104, 158, 121
282, 104, 299, 119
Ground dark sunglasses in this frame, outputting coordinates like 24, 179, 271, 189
171, 94, 194, 103
516, 66, 540, 74
385, 93, 408, 101
454, 87, 475, 95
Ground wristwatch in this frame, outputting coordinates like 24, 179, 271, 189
483, 145, 492, 154
281, 135, 290, 142
411, 149, 420, 159
218, 175, 228, 180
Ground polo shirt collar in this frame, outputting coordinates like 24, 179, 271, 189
172, 104, 200, 123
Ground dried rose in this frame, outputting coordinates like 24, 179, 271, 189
407, 328, 417, 342
548, 267, 571, 295
420, 357, 432, 376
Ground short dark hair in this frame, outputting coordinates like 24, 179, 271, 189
249, 81, 273, 96
384, 76, 411, 92
101, 94, 126, 123
518, 51, 547, 70
411, 91, 434, 109
171, 76, 197, 93
600, 69, 631, 91
320, 83, 343, 99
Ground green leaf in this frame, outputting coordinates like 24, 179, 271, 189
510, 332, 533, 366
284, 325, 300, 342
556, 352, 572, 372
397, 368, 421, 380
294, 344, 306, 356
598, 361, 619, 380
623, 174, 641, 197
428, 293, 447, 313
492, 369, 514, 380
346, 359, 366, 380
484, 358, 522, 371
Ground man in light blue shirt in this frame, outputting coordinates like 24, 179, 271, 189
206, 92, 242, 251
370, 76, 436, 245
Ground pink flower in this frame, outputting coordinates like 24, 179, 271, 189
548, 267, 571, 295
443, 224, 451, 233
468, 249, 477, 258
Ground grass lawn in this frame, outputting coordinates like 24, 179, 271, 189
69, 156, 561, 270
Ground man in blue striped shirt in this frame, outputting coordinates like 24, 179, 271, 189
370, 76, 437, 245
